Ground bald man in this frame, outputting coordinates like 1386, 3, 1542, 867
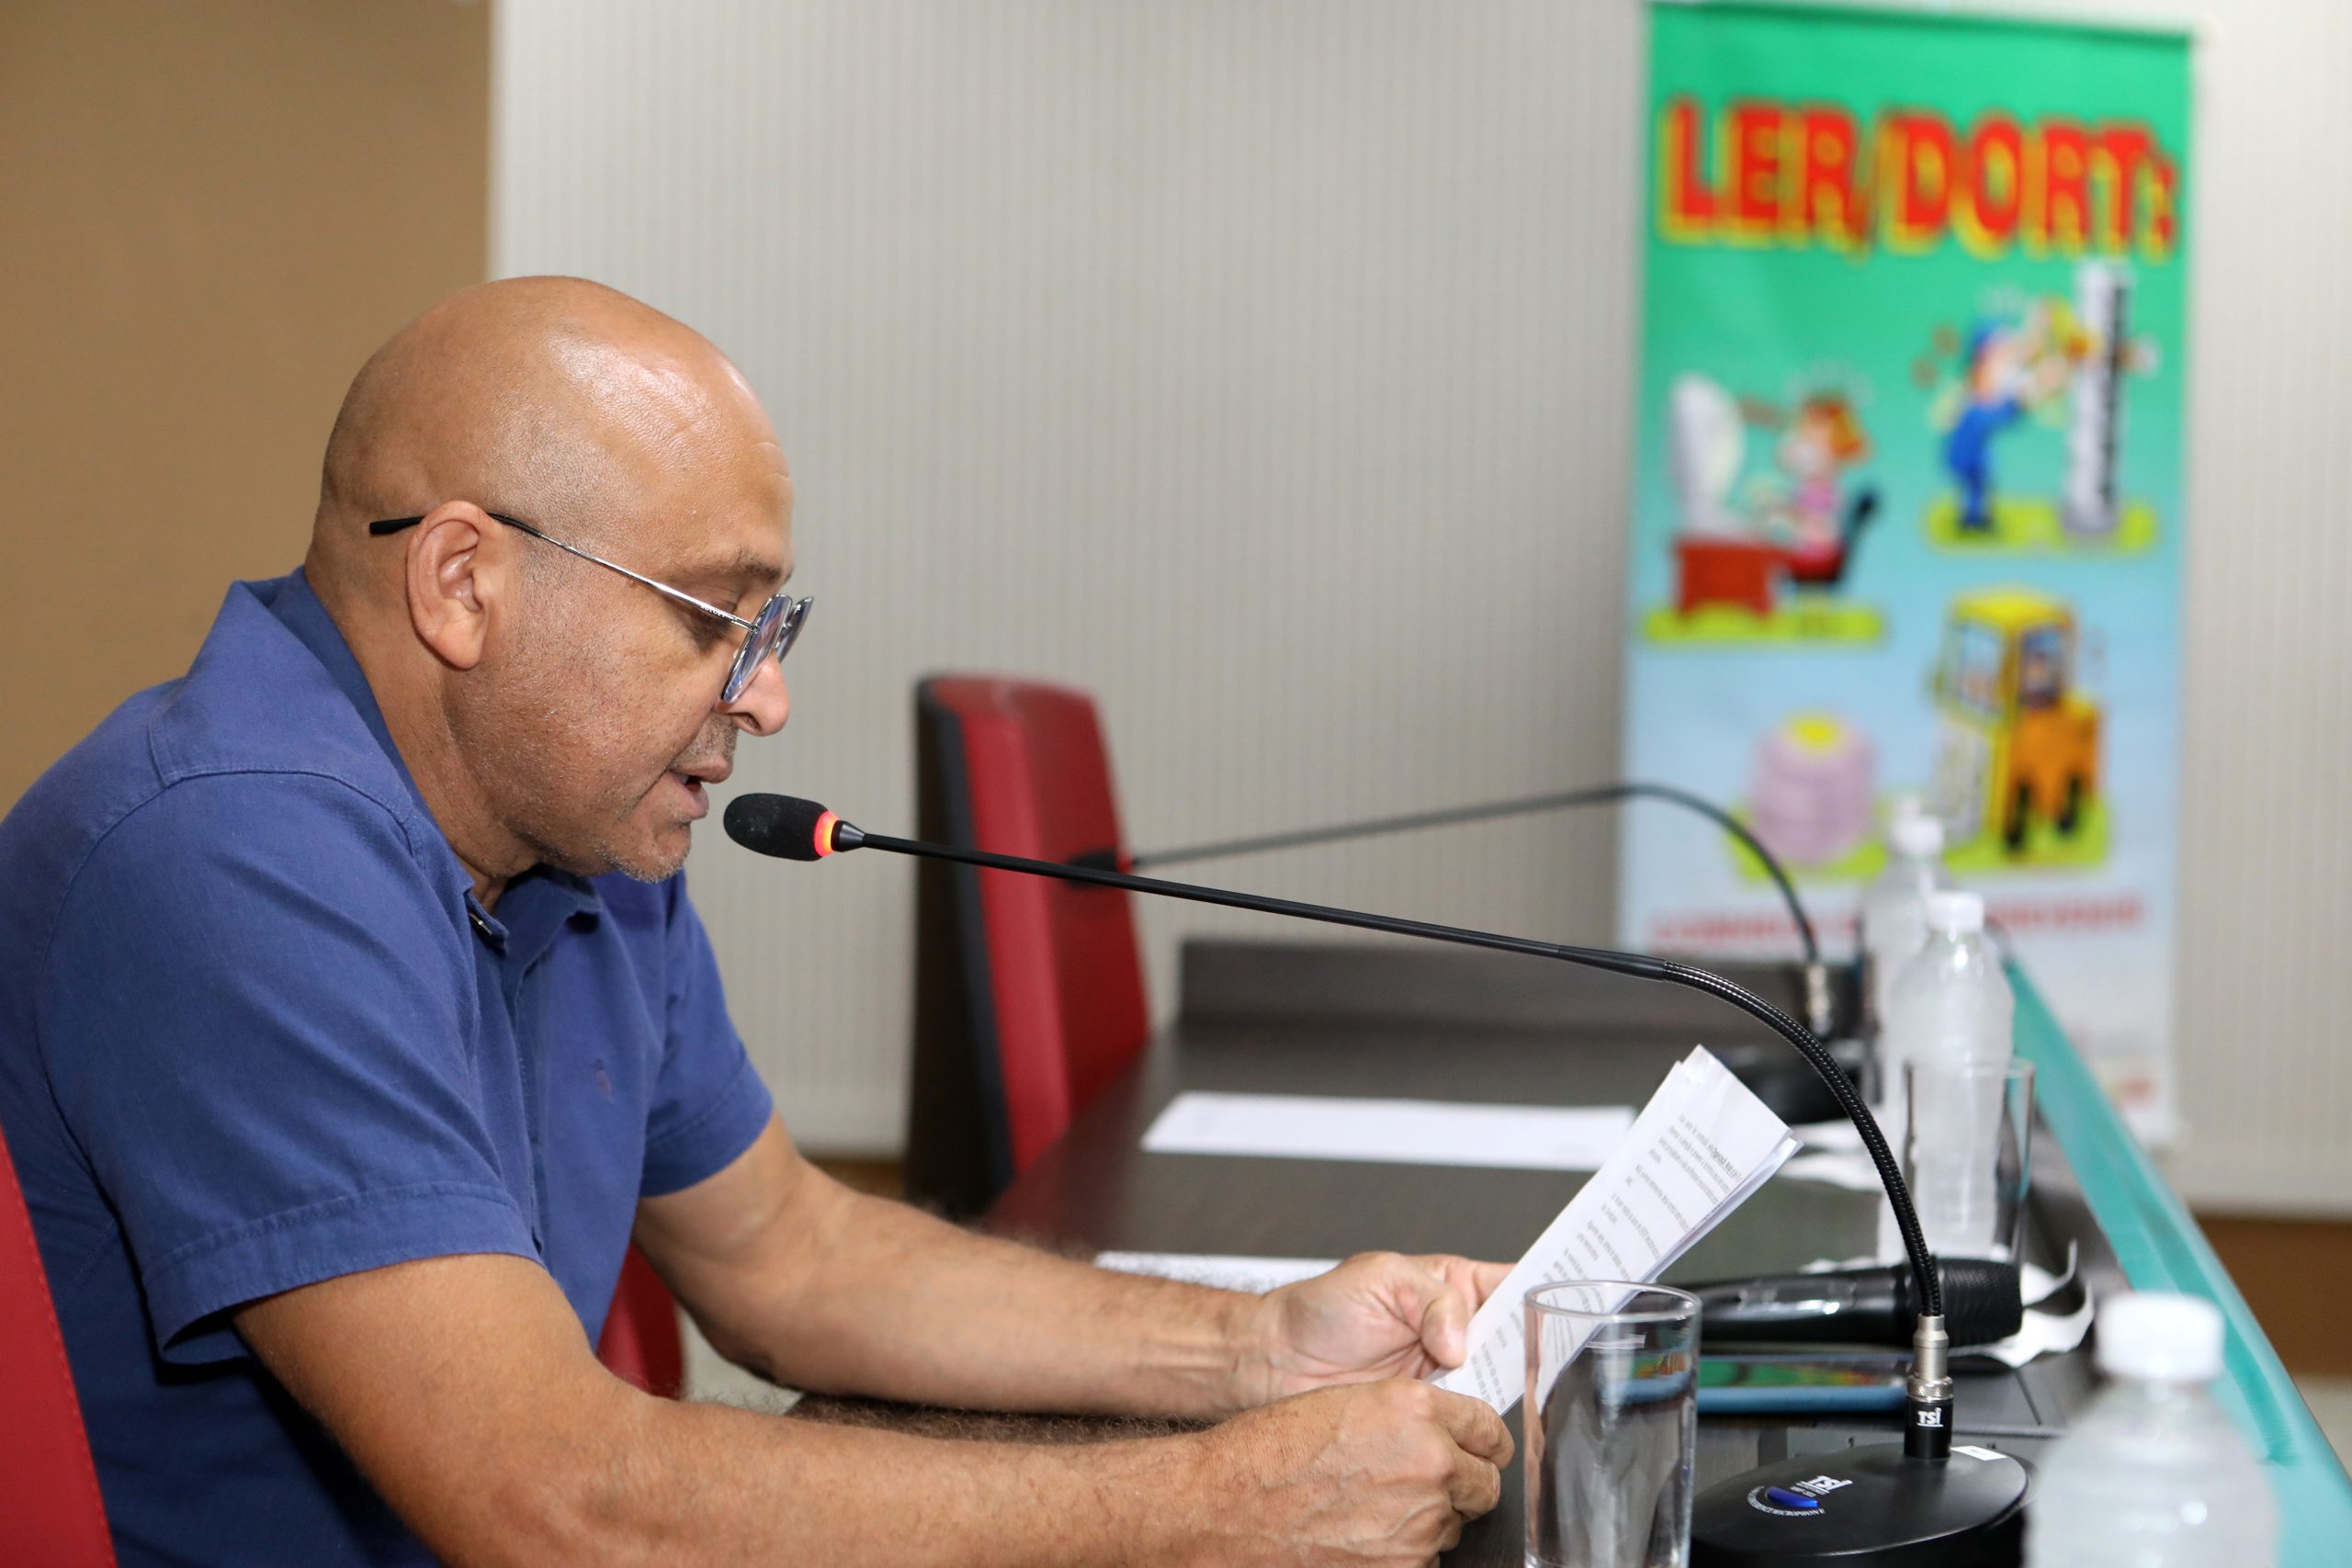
0, 278, 1510, 1567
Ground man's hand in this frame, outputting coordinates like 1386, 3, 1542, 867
1235, 1252, 1510, 1407
1174, 1380, 1513, 1567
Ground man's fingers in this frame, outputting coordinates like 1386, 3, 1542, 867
1393, 1255, 1505, 1366
1445, 1449, 1504, 1518
1405, 1253, 1512, 1311
1430, 1388, 1514, 1466
1415, 1272, 1474, 1365
1364, 1254, 1465, 1364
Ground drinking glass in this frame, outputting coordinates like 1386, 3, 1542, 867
1523, 1281, 1702, 1568
1903, 1056, 2036, 1262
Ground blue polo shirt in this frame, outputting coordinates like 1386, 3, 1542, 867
0, 571, 775, 1565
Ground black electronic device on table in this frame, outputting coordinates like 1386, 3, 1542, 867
726, 792, 2034, 1566
1692, 1258, 2025, 1349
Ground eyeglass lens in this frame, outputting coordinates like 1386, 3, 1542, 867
721, 596, 809, 703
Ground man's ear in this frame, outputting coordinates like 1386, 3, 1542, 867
402, 502, 498, 671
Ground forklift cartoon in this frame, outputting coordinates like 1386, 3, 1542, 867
1928, 589, 2101, 854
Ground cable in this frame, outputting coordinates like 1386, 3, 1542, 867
1115, 780, 1825, 970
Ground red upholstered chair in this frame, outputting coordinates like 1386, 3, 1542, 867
906, 676, 1150, 1217
596, 1243, 685, 1398
0, 1122, 118, 1566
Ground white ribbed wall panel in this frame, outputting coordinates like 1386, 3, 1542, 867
2157, 0, 2352, 1213
494, 1, 2352, 1213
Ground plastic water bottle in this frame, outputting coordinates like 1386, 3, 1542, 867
1880, 889, 2007, 1091
1883, 892, 2010, 1088
2026, 1292, 2278, 1567
1860, 811, 1946, 1046
1882, 891, 2014, 1253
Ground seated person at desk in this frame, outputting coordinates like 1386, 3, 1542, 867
0, 278, 1512, 1568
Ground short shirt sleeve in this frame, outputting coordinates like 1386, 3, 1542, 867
637, 874, 774, 1197
38, 773, 537, 1364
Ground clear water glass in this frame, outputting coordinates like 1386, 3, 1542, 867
1523, 1281, 1701, 1568
1904, 1056, 2036, 1262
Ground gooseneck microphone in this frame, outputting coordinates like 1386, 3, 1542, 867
725, 792, 2031, 1565
1076, 780, 1838, 1042
1691, 1258, 2022, 1349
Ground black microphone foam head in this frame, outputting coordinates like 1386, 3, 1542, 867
723, 793, 837, 861
1939, 1257, 2025, 1347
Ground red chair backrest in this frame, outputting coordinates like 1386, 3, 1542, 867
0, 1123, 117, 1566
907, 677, 1149, 1213
596, 1243, 684, 1399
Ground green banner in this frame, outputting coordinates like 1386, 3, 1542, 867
1618, 2, 2189, 1136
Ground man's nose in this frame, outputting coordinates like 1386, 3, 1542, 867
721, 656, 790, 736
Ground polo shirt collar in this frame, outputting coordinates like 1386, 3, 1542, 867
259, 570, 603, 944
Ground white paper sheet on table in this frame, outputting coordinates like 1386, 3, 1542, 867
1791, 1117, 1868, 1152
1988, 1267, 2096, 1368
1779, 1111, 1899, 1191
1139, 1092, 1634, 1170
1778, 1149, 1889, 1192
1430, 1047, 1802, 1415
1092, 1253, 1339, 1294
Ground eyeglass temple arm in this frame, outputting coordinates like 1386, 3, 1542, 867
367, 513, 756, 633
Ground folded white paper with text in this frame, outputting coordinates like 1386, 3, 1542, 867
1430, 1046, 1801, 1414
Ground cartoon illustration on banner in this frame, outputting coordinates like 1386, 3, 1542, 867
1618, 5, 2189, 1136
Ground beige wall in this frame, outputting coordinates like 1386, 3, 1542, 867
0, 0, 489, 807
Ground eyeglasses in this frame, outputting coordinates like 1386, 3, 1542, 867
369, 511, 809, 703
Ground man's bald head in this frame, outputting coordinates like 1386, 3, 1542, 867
311, 276, 780, 580
303, 277, 795, 896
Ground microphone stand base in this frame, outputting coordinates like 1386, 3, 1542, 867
1689, 1443, 2030, 1567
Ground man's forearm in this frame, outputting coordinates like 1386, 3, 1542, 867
716, 1189, 1273, 1419
241, 1249, 1238, 1568
548, 1393, 1204, 1568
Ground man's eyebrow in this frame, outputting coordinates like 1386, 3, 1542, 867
681, 547, 789, 594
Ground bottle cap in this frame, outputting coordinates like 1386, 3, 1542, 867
1891, 814, 1945, 859
2096, 1292, 2224, 1382
1926, 890, 1984, 934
